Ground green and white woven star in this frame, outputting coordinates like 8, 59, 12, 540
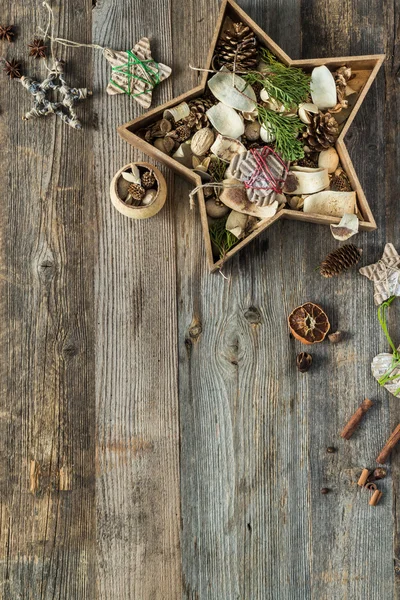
104, 37, 171, 109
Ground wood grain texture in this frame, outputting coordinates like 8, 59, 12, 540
92, 0, 181, 599
0, 0, 398, 599
0, 1, 96, 599
176, 0, 397, 599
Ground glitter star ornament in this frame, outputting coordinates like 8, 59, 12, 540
20, 58, 92, 129
104, 37, 171, 109
359, 243, 400, 306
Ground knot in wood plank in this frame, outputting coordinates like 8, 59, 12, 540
244, 306, 262, 325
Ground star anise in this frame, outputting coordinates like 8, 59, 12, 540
28, 38, 47, 59
4, 59, 22, 79
0, 25, 15, 42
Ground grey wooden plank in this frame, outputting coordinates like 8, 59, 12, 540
0, 1, 96, 598
381, 0, 400, 597
92, 0, 182, 598
174, 1, 396, 599
174, 2, 315, 599
301, 1, 393, 599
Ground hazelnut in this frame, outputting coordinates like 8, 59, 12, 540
328, 331, 343, 343
296, 352, 312, 373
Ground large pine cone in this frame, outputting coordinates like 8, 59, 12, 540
215, 22, 258, 71
319, 244, 362, 278
303, 112, 339, 152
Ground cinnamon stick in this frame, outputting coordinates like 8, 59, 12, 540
369, 490, 383, 506
357, 468, 370, 487
376, 423, 400, 464
340, 399, 374, 440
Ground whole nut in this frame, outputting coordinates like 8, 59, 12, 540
154, 136, 174, 155
141, 189, 157, 206
159, 118, 172, 134
367, 468, 387, 482
296, 352, 312, 373
191, 128, 214, 156
244, 121, 261, 141
205, 199, 230, 218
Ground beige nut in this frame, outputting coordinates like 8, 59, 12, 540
191, 128, 214, 156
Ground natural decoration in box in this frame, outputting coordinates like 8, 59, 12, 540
110, 162, 167, 219
118, 0, 384, 272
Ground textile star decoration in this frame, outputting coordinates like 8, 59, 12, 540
20, 59, 92, 129
119, 0, 385, 272
104, 37, 171, 109
359, 243, 400, 306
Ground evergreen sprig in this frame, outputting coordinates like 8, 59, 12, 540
257, 104, 305, 162
244, 48, 311, 109
209, 217, 239, 259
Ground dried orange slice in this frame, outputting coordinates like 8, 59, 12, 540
288, 302, 330, 344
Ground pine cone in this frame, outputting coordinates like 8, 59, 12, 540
128, 183, 146, 201
215, 21, 258, 71
303, 112, 339, 152
319, 244, 362, 278
180, 98, 215, 131
333, 66, 352, 110
141, 170, 156, 189
166, 123, 191, 142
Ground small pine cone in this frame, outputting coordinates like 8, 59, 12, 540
180, 98, 215, 131
303, 112, 339, 152
141, 170, 156, 189
319, 244, 362, 278
215, 22, 258, 71
333, 66, 352, 109
128, 183, 146, 201
166, 123, 191, 142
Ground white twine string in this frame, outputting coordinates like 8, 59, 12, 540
40, 1, 105, 71
189, 181, 244, 209
189, 64, 249, 76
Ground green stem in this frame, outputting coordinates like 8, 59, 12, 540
377, 295, 399, 357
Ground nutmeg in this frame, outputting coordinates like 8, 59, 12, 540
244, 121, 260, 141
191, 127, 214, 156
296, 352, 312, 372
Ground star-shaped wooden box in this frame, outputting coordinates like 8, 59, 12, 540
118, 0, 384, 272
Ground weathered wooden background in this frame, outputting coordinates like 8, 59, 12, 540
0, 0, 399, 598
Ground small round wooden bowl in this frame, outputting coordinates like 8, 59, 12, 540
110, 162, 167, 219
